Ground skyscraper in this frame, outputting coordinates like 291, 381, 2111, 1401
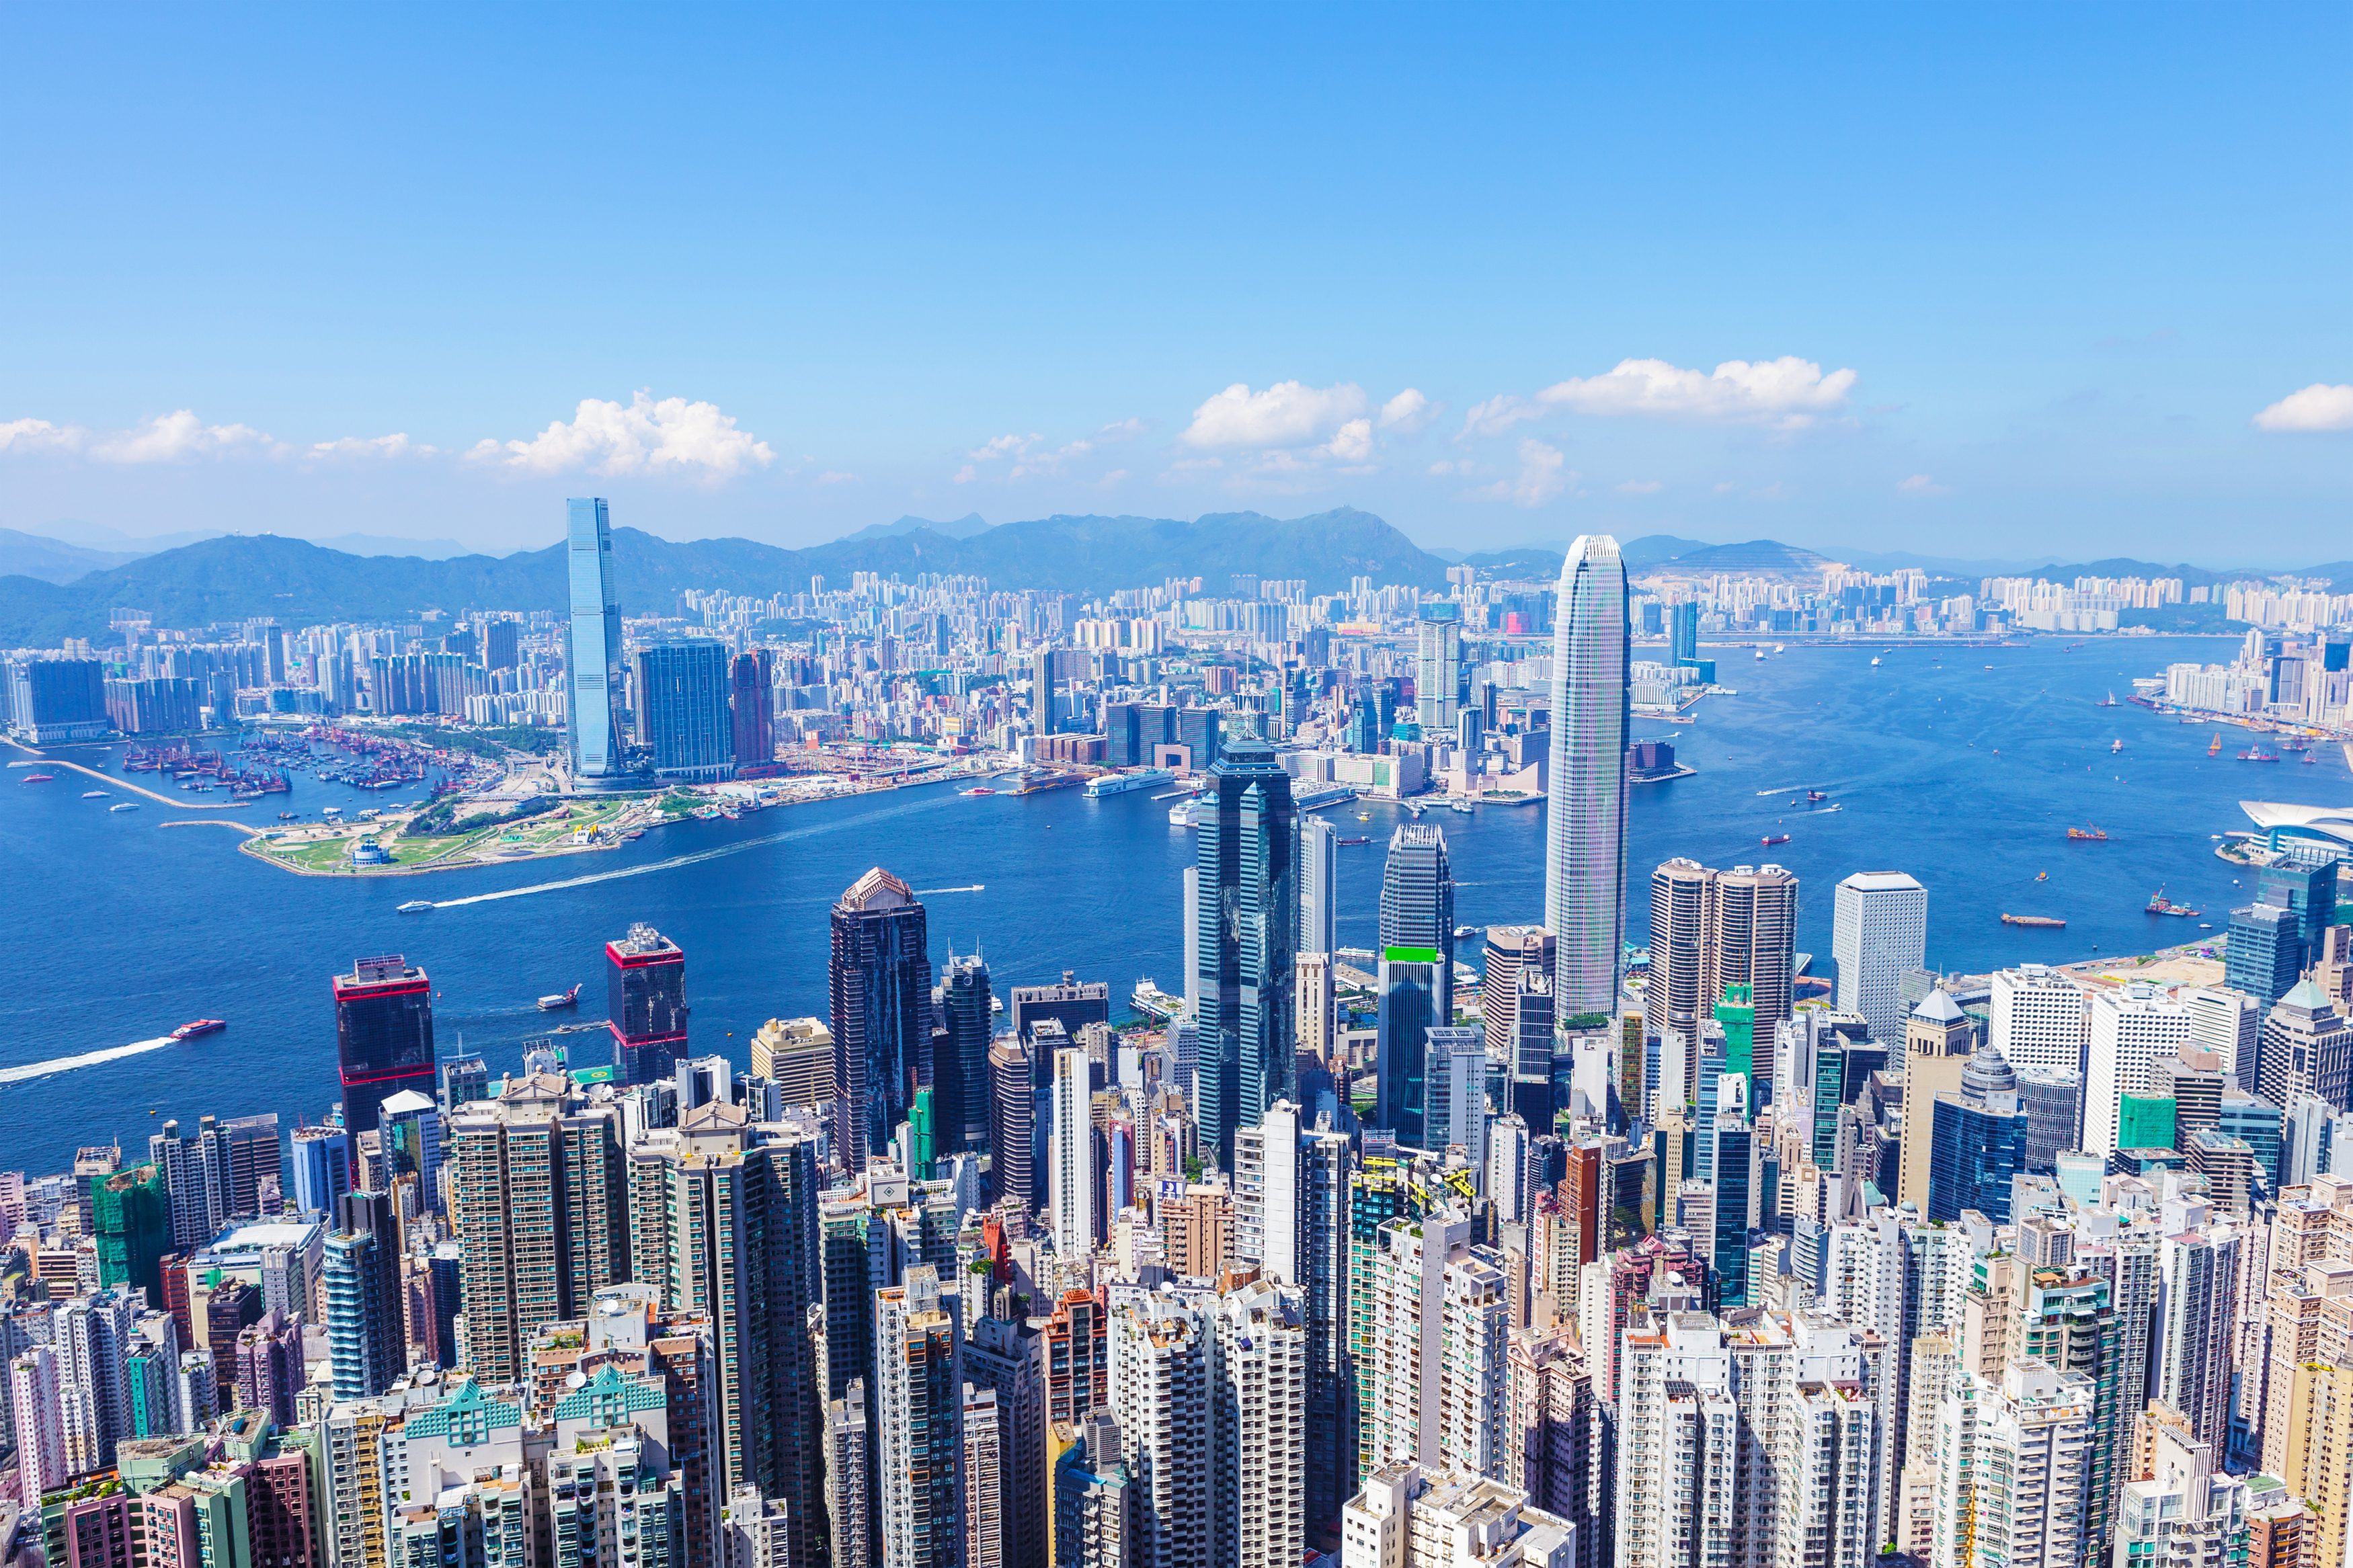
1298, 815, 1338, 959
830, 868, 932, 1167
1376, 824, 1454, 1148
936, 953, 994, 1156
322, 1190, 403, 1398
1414, 600, 1462, 735
1542, 534, 1629, 1018
609, 923, 691, 1085
565, 497, 627, 782
635, 641, 737, 782
731, 649, 775, 770
1194, 733, 1298, 1171
1644, 859, 1798, 1104
1833, 872, 1927, 1044
875, 1267, 965, 1568
333, 954, 437, 1145
1051, 1046, 1100, 1259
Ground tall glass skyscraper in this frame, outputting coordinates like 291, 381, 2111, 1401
1544, 533, 1630, 1018
1194, 733, 1298, 1170
830, 867, 932, 1165
633, 640, 735, 782
1414, 600, 1462, 734
565, 497, 626, 782
1375, 823, 1454, 1147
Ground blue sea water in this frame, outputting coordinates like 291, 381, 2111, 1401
2, 634, 2338, 1175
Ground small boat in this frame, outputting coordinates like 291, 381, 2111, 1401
1355, 812, 1370, 821
2066, 826, 2108, 841
537, 983, 582, 1012
2098, 692, 2120, 707
170, 1019, 225, 1042
1761, 833, 1790, 847
2208, 735, 2223, 755
110, 802, 139, 813
279, 812, 296, 820
82, 790, 109, 798
1448, 798, 1474, 813
2147, 886, 2201, 917
2238, 749, 2280, 763
19, 773, 55, 783
2001, 914, 2067, 928
1337, 835, 1371, 846
2036, 870, 2048, 880
959, 787, 996, 796
1805, 790, 1828, 802
2110, 739, 2122, 753
1870, 656, 1882, 667
398, 900, 434, 913
1755, 649, 1766, 661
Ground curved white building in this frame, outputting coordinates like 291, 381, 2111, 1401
1543, 534, 1630, 1017
2242, 799, 2353, 856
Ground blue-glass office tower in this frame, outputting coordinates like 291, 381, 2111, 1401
1669, 602, 1700, 665
1928, 1047, 2030, 1222
936, 952, 992, 1155
565, 498, 628, 782
2227, 902, 2304, 1007
1709, 1099, 1757, 1307
831, 868, 933, 1166
1375, 825, 1454, 1149
1544, 535, 1630, 1017
1195, 734, 1298, 1170
634, 640, 735, 782
2259, 856, 2338, 954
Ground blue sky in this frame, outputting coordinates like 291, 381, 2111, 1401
3, 5, 2348, 564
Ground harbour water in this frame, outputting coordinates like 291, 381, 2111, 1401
3, 634, 2339, 1174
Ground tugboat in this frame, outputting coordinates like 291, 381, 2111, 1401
2146, 886, 2202, 918
537, 983, 582, 1012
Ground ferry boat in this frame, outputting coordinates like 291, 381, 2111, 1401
398, 900, 434, 913
1084, 768, 1175, 798
2001, 914, 2067, 928
2066, 825, 2108, 841
537, 983, 582, 1011
959, 787, 996, 797
170, 1019, 226, 1041
1168, 800, 1201, 828
2146, 887, 2201, 917
1761, 833, 1790, 847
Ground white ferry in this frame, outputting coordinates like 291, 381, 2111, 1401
1085, 768, 1176, 798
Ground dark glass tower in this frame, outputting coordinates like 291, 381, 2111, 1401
606, 923, 689, 1084
731, 649, 774, 770
333, 955, 436, 1144
633, 641, 735, 782
830, 868, 932, 1165
1377, 824, 1455, 1148
1929, 1047, 2030, 1222
936, 951, 993, 1155
1193, 733, 1298, 1171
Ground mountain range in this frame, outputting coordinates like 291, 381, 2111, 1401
0, 509, 2335, 648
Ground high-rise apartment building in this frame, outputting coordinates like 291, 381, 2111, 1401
333, 954, 437, 1145
608, 922, 691, 1085
635, 640, 736, 783
1195, 733, 1298, 1171
322, 1190, 403, 1399
1482, 928, 1557, 1124
1340, 1466, 1579, 1568
831, 868, 933, 1167
1365, 1210, 1510, 1477
1928, 1359, 2096, 1568
1109, 1293, 1209, 1568
565, 497, 627, 782
1051, 1046, 1100, 1260
1616, 1311, 1884, 1568
1209, 1280, 1310, 1568
1644, 858, 1797, 1100
1234, 1102, 1355, 1525
1377, 825, 1454, 1148
875, 1267, 965, 1568
448, 1074, 631, 1382
1833, 872, 1927, 1046
1543, 535, 1629, 1018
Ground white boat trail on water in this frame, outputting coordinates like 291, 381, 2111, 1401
1, 1036, 175, 1087
429, 792, 961, 909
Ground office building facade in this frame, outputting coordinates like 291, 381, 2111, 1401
565, 497, 628, 782
1833, 872, 1927, 1046
333, 955, 438, 1144
1543, 535, 1630, 1018
1194, 734, 1298, 1170
830, 868, 933, 1167
609, 922, 692, 1085
635, 640, 736, 783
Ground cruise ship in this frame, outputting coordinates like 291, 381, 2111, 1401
1084, 768, 1176, 798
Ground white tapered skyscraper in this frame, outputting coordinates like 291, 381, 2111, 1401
1543, 534, 1630, 1017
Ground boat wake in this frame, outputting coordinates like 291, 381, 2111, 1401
1754, 784, 1829, 797
1, 1035, 175, 1087
428, 792, 961, 909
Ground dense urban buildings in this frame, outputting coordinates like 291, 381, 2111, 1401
15, 497, 2353, 1568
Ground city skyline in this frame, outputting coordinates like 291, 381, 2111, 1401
3, 9, 2350, 561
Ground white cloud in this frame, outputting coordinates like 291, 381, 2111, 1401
473, 391, 774, 479
952, 464, 979, 485
961, 430, 1098, 479
1896, 473, 1952, 496
1318, 418, 1374, 464
1470, 440, 1570, 507
1096, 417, 1146, 442
1617, 479, 1665, 495
1180, 380, 1367, 449
0, 417, 85, 454
1099, 468, 1130, 487
310, 433, 435, 460
1533, 356, 1858, 429
2254, 383, 2353, 433
966, 434, 1039, 461
1378, 388, 1437, 434
1457, 393, 1543, 441
816, 470, 857, 485
90, 411, 276, 463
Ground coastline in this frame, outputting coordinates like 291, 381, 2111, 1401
9, 756, 251, 808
